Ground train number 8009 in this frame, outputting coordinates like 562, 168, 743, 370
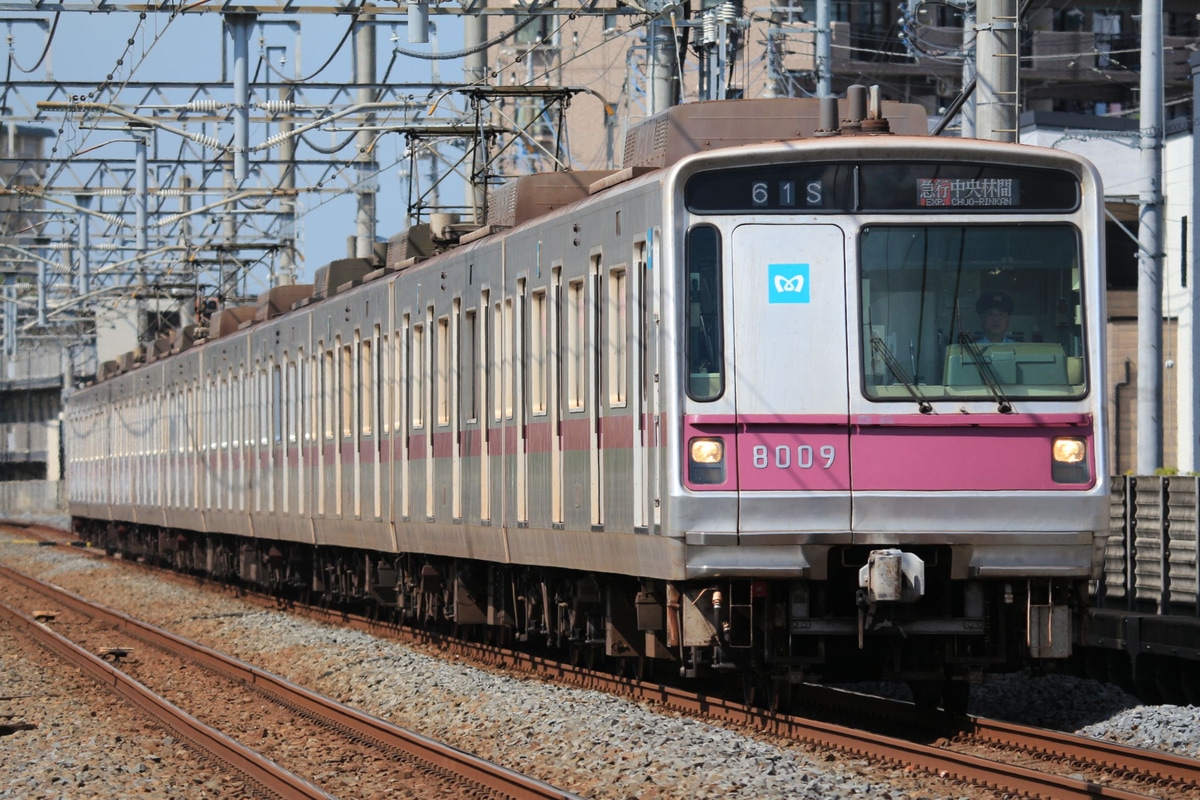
751, 444, 836, 470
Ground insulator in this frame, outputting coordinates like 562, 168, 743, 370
702, 14, 718, 45
718, 1, 738, 24
257, 100, 296, 113
192, 135, 222, 149
98, 188, 125, 197
186, 99, 223, 112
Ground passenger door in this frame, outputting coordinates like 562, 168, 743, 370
729, 224, 852, 539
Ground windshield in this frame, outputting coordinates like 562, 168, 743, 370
859, 224, 1085, 402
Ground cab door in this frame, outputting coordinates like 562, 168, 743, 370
729, 224, 852, 540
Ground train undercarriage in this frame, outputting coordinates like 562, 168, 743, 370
76, 519, 1087, 713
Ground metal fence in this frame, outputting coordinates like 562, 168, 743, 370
1101, 475, 1200, 617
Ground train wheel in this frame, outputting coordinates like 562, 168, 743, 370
768, 676, 794, 715
1106, 651, 1134, 692
1131, 656, 1162, 704
1181, 665, 1200, 706
624, 655, 652, 682
569, 642, 597, 670
1083, 649, 1108, 682
741, 672, 759, 708
907, 680, 942, 710
1154, 658, 1186, 706
941, 680, 970, 714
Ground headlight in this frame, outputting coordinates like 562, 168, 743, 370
688, 437, 726, 485
690, 438, 724, 464
1051, 436, 1089, 484
1052, 437, 1086, 464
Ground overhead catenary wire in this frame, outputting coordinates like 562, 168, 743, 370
8, 11, 61, 74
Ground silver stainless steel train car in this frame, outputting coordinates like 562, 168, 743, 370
66, 92, 1109, 708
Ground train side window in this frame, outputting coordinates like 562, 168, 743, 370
273, 364, 283, 445
531, 290, 547, 415
478, 295, 490, 523
186, 388, 193, 454
231, 376, 239, 450
220, 378, 229, 450
437, 315, 451, 426
217, 377, 226, 454
412, 323, 425, 428
341, 341, 353, 439
504, 297, 515, 419
685, 225, 724, 401
297, 353, 307, 444
400, 321, 410, 434
197, 380, 207, 453
380, 335, 389, 435
491, 302, 502, 421
567, 278, 586, 411
362, 336, 374, 436
323, 348, 335, 440
260, 366, 269, 447
463, 309, 478, 423
608, 266, 628, 407
310, 352, 319, 445
287, 360, 298, 445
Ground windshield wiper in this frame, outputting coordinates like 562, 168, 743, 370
870, 337, 932, 414
957, 332, 1013, 413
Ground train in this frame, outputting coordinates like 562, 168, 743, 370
65, 88, 1110, 711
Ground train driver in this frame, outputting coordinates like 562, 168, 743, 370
976, 291, 1016, 344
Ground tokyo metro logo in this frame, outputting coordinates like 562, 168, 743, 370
768, 264, 810, 303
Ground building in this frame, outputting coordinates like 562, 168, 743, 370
487, 1, 1197, 174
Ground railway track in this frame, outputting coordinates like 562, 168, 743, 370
7, 524, 1200, 800
0, 561, 581, 800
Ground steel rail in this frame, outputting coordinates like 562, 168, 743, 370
967, 715, 1200, 790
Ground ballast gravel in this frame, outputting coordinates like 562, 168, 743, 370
3, 539, 1199, 800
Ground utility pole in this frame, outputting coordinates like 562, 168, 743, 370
463, 1, 488, 224
1136, 0, 1164, 474
278, 86, 298, 285
815, 0, 831, 98
1191, 49, 1200, 471
355, 19, 378, 260
133, 128, 150, 344
648, 19, 678, 114
975, 0, 1018, 142
961, 5, 976, 138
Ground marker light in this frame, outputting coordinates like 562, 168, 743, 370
688, 437, 726, 485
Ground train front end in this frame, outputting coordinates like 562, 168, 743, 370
661, 136, 1108, 698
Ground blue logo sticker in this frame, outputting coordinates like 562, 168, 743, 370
768, 264, 810, 304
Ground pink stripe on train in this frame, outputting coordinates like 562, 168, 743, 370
684, 413, 1094, 492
